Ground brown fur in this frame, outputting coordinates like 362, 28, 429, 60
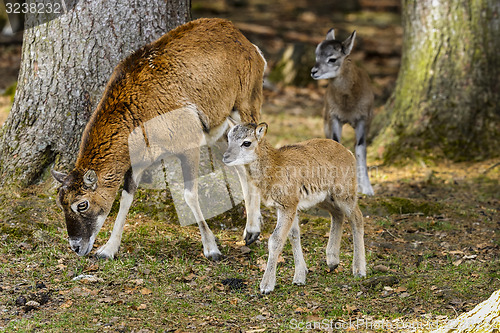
54, 18, 266, 258
311, 29, 375, 195
78, 18, 265, 200
224, 123, 366, 294
247, 138, 358, 208
323, 58, 373, 133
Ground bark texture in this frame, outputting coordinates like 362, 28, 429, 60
373, 0, 500, 161
0, 0, 191, 186
431, 289, 500, 332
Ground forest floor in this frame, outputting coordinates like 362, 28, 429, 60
0, 157, 498, 332
0, 1, 499, 332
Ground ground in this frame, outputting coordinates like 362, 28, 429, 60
0, 1, 499, 332
0, 159, 498, 332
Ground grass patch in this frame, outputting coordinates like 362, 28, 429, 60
0, 160, 499, 331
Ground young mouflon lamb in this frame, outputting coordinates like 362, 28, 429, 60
311, 29, 375, 196
223, 123, 366, 294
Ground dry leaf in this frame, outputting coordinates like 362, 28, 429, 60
240, 246, 251, 254
84, 263, 99, 272
294, 307, 308, 314
132, 279, 144, 285
98, 297, 113, 303
140, 288, 152, 295
345, 304, 359, 314
183, 273, 196, 282
60, 300, 73, 308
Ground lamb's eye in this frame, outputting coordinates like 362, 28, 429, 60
241, 141, 252, 148
328, 58, 337, 64
77, 201, 89, 212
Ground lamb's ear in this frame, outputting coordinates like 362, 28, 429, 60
255, 123, 268, 142
83, 169, 98, 191
326, 28, 335, 40
227, 116, 237, 128
342, 30, 356, 55
51, 169, 67, 184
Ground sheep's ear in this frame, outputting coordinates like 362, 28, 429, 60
326, 28, 335, 40
342, 30, 356, 55
83, 169, 98, 190
255, 123, 268, 142
51, 169, 67, 184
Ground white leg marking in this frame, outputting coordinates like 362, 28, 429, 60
348, 206, 366, 277
235, 165, 262, 242
260, 208, 295, 294
289, 213, 308, 285
326, 205, 344, 270
96, 190, 134, 259
355, 120, 374, 196
184, 187, 221, 260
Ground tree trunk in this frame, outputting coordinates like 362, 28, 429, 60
373, 0, 500, 162
431, 289, 500, 332
0, 0, 191, 187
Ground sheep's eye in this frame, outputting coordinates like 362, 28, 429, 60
242, 141, 252, 148
77, 201, 89, 212
328, 58, 337, 64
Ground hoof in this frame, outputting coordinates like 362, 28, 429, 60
95, 246, 117, 260
260, 287, 273, 295
328, 263, 339, 271
206, 252, 223, 262
95, 252, 114, 260
245, 231, 260, 246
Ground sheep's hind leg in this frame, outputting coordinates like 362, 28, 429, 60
289, 213, 308, 285
180, 150, 222, 261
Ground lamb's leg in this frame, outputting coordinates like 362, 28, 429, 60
234, 165, 262, 245
321, 201, 345, 271
355, 119, 374, 196
180, 150, 222, 261
347, 205, 366, 277
289, 213, 308, 285
260, 207, 295, 294
96, 169, 139, 259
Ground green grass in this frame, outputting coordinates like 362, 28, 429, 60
0, 161, 499, 332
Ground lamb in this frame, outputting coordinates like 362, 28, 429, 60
223, 123, 366, 294
311, 29, 375, 196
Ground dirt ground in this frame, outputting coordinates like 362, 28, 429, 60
0, 1, 499, 332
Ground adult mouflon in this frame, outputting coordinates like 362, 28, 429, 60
52, 18, 266, 260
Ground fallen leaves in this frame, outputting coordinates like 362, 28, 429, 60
140, 288, 152, 295
60, 300, 73, 308
130, 303, 147, 311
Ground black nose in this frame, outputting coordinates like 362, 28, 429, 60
311, 67, 318, 75
73, 246, 80, 253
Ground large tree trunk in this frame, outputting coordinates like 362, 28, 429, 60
0, 0, 191, 187
373, 0, 500, 162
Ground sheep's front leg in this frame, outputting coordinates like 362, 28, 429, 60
289, 213, 308, 285
260, 207, 295, 294
235, 165, 262, 245
96, 169, 138, 259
